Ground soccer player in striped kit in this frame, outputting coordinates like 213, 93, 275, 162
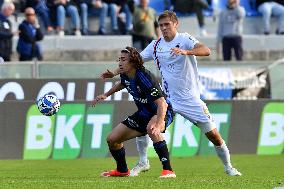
94, 47, 176, 178
101, 10, 242, 177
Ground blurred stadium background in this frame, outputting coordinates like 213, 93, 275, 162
0, 0, 283, 188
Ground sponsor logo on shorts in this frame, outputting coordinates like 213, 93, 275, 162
127, 118, 139, 128
203, 106, 213, 121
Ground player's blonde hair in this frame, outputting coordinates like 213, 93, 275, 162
158, 10, 178, 23
121, 47, 145, 70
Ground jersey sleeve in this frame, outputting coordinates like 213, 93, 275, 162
138, 70, 164, 102
183, 33, 199, 50
140, 40, 156, 62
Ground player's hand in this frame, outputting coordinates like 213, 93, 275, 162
149, 124, 162, 136
100, 69, 115, 80
92, 94, 107, 107
171, 48, 187, 55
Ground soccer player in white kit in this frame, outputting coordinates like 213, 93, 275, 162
101, 10, 242, 177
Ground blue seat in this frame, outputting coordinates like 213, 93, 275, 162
150, 0, 261, 18
149, 0, 166, 15
211, 0, 227, 10
211, 0, 260, 16
240, 0, 260, 16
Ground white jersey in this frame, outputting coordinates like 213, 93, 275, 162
141, 32, 201, 103
140, 32, 212, 123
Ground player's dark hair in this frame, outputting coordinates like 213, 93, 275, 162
121, 47, 145, 70
158, 10, 178, 23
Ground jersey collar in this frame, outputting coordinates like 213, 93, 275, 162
163, 32, 179, 43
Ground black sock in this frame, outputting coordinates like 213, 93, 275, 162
109, 147, 128, 173
153, 140, 172, 171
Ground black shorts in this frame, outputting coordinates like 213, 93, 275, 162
121, 106, 175, 134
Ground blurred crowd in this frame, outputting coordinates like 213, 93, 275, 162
0, 0, 284, 61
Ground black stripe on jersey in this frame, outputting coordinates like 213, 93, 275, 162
120, 69, 166, 117
137, 71, 153, 88
137, 70, 164, 102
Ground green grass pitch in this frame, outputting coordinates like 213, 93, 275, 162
0, 155, 283, 189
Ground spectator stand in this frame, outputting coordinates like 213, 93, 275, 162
149, 0, 214, 17
149, 0, 260, 17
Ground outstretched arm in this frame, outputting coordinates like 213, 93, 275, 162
101, 42, 155, 79
171, 43, 211, 56
100, 68, 121, 79
92, 81, 124, 106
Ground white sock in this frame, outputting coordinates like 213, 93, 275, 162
136, 135, 149, 164
215, 141, 232, 168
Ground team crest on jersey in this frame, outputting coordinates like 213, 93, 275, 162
150, 88, 159, 96
175, 43, 180, 48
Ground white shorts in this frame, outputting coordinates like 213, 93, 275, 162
171, 99, 216, 134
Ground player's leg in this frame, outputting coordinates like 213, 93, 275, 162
199, 123, 231, 166
130, 135, 150, 176
129, 112, 151, 177
175, 100, 241, 176
131, 107, 175, 177
136, 135, 150, 164
124, 112, 151, 176
147, 115, 176, 178
197, 120, 242, 176
101, 123, 142, 177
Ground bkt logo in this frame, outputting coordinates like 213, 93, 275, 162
23, 104, 114, 160
257, 103, 284, 155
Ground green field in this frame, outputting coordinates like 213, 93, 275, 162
0, 155, 283, 189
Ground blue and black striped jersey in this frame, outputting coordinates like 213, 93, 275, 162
120, 69, 169, 117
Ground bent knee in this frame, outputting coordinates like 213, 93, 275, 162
106, 134, 117, 146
